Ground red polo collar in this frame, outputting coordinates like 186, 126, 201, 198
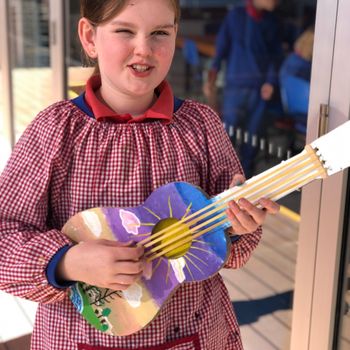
84, 75, 174, 123
246, 0, 264, 21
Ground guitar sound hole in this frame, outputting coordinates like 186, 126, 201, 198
152, 217, 192, 259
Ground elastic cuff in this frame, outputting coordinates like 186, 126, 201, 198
46, 244, 76, 289
230, 235, 241, 243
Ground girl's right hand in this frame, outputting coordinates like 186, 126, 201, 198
57, 239, 145, 291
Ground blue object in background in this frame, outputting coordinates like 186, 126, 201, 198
280, 75, 310, 134
280, 75, 309, 115
182, 38, 200, 68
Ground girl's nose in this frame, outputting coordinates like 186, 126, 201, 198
134, 36, 152, 57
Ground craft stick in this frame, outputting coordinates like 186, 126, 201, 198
147, 218, 228, 262
268, 167, 327, 202
145, 209, 227, 256
144, 152, 315, 250
247, 163, 324, 204
146, 164, 318, 258
147, 159, 325, 258
142, 149, 313, 248
147, 168, 321, 261
226, 159, 317, 205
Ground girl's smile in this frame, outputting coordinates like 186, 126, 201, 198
128, 62, 155, 77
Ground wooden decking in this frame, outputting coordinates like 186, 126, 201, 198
221, 212, 298, 350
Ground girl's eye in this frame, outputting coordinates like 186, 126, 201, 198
115, 29, 133, 34
152, 30, 169, 36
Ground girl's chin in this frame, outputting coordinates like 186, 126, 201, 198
126, 83, 160, 96
127, 88, 155, 98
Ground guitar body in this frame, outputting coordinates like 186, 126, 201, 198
62, 182, 231, 336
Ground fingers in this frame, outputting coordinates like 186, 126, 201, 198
226, 199, 264, 234
226, 197, 280, 234
112, 244, 144, 261
103, 260, 145, 291
110, 273, 143, 291
104, 273, 143, 291
230, 174, 246, 187
237, 198, 267, 225
259, 198, 280, 214
98, 240, 144, 261
113, 260, 145, 275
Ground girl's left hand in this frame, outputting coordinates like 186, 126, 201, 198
226, 174, 280, 235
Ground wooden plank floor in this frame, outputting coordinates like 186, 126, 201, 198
221, 212, 299, 350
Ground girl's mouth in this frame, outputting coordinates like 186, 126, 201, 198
131, 64, 151, 73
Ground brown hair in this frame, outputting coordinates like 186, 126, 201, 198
294, 28, 314, 61
80, 0, 180, 70
80, 0, 180, 26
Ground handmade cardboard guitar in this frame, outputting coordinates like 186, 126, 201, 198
62, 120, 350, 336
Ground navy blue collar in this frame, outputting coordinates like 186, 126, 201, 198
71, 93, 184, 119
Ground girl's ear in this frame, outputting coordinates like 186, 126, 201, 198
78, 17, 98, 59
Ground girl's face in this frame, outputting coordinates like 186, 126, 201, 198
81, 0, 177, 100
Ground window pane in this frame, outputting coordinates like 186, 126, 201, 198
9, 0, 53, 139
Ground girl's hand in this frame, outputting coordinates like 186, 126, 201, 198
227, 174, 280, 235
57, 239, 145, 291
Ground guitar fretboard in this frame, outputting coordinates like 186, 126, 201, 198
211, 144, 327, 230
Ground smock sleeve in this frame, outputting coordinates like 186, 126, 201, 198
0, 105, 72, 304
201, 104, 263, 270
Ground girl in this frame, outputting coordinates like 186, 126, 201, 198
0, 1, 279, 349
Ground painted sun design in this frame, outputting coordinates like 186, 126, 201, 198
129, 195, 216, 284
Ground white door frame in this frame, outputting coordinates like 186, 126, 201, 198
49, 0, 67, 101
0, 0, 15, 148
0, 0, 66, 154
291, 0, 350, 349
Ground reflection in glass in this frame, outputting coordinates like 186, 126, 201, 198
170, 2, 316, 349
8, 0, 52, 138
66, 1, 94, 99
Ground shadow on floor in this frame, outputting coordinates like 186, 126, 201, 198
232, 290, 294, 326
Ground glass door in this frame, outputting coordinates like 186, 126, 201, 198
0, 0, 14, 169
7, 0, 53, 138
65, 0, 94, 99
175, 1, 333, 349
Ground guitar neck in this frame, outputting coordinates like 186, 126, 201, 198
212, 145, 327, 229
142, 145, 329, 262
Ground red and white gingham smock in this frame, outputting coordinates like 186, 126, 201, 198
0, 89, 262, 349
